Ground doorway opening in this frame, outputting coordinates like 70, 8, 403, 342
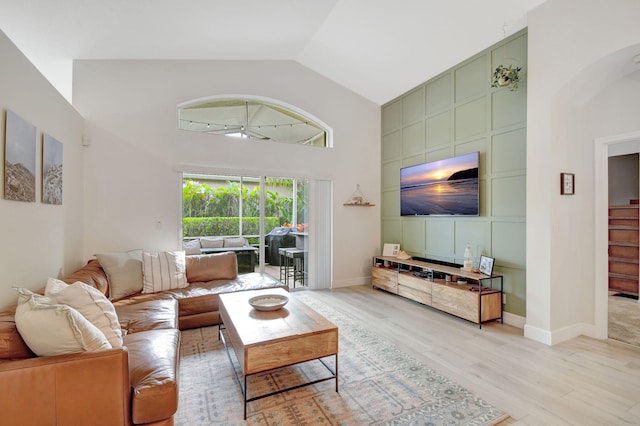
607, 152, 640, 346
595, 131, 640, 346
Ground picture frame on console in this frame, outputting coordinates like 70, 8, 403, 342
479, 255, 495, 276
382, 243, 400, 257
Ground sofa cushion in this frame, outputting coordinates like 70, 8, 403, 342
223, 237, 247, 247
185, 252, 237, 283
45, 279, 123, 348
96, 250, 143, 300
124, 329, 180, 424
14, 288, 111, 357
142, 251, 188, 294
182, 238, 201, 255
199, 236, 223, 248
114, 298, 178, 334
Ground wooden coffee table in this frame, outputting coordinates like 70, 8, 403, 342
218, 288, 338, 419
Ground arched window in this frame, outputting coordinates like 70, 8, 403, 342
178, 95, 331, 147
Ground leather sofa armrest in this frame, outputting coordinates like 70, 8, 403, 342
0, 348, 131, 425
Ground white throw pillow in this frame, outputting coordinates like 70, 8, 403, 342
223, 237, 247, 247
200, 236, 224, 248
142, 251, 188, 293
14, 287, 111, 357
95, 249, 144, 300
45, 278, 123, 348
183, 239, 201, 255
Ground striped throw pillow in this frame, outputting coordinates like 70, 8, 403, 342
142, 251, 188, 293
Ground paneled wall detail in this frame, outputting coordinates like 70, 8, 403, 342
381, 30, 527, 316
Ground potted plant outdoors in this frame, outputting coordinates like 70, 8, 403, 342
491, 64, 522, 91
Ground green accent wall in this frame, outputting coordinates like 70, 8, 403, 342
381, 30, 527, 316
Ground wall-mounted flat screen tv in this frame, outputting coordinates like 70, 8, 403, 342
400, 152, 479, 216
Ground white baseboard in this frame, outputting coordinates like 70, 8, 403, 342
331, 276, 370, 288
524, 322, 596, 346
502, 311, 525, 329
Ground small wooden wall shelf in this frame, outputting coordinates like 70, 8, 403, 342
344, 184, 374, 206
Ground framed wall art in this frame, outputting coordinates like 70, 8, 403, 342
560, 172, 575, 195
4, 110, 36, 202
42, 133, 63, 205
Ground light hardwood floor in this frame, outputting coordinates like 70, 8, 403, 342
297, 285, 640, 425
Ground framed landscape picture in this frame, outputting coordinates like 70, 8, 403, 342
42, 133, 63, 205
4, 110, 36, 202
479, 255, 495, 276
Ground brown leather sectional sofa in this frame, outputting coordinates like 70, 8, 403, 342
0, 251, 287, 425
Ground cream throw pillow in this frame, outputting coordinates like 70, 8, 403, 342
223, 237, 247, 247
96, 249, 144, 300
200, 236, 224, 248
142, 251, 188, 293
14, 287, 111, 357
45, 278, 123, 348
183, 239, 201, 255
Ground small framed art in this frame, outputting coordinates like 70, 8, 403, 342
560, 172, 574, 195
478, 255, 495, 276
382, 243, 400, 257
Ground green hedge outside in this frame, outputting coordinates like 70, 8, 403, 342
183, 217, 280, 242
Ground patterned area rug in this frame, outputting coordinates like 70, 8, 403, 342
175, 294, 509, 425
609, 293, 640, 347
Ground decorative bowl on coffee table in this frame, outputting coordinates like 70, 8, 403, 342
248, 294, 289, 311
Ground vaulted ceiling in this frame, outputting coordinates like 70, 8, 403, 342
0, 0, 547, 105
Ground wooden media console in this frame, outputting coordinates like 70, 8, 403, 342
372, 256, 503, 328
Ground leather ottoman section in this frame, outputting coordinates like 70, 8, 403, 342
125, 329, 180, 425
179, 312, 219, 330
115, 299, 179, 335
176, 273, 287, 318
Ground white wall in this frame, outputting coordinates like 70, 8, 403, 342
526, 0, 640, 344
0, 30, 85, 309
72, 60, 381, 289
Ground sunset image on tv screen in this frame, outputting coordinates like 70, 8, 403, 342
400, 152, 479, 216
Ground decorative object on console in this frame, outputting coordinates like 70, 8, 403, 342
560, 172, 575, 195
461, 243, 473, 271
382, 243, 400, 257
479, 255, 495, 276
396, 250, 411, 260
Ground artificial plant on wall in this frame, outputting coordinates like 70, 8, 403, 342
491, 64, 522, 91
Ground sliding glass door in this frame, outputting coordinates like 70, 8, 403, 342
182, 173, 309, 286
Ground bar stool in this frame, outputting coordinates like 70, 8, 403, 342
278, 248, 290, 283
284, 248, 306, 287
